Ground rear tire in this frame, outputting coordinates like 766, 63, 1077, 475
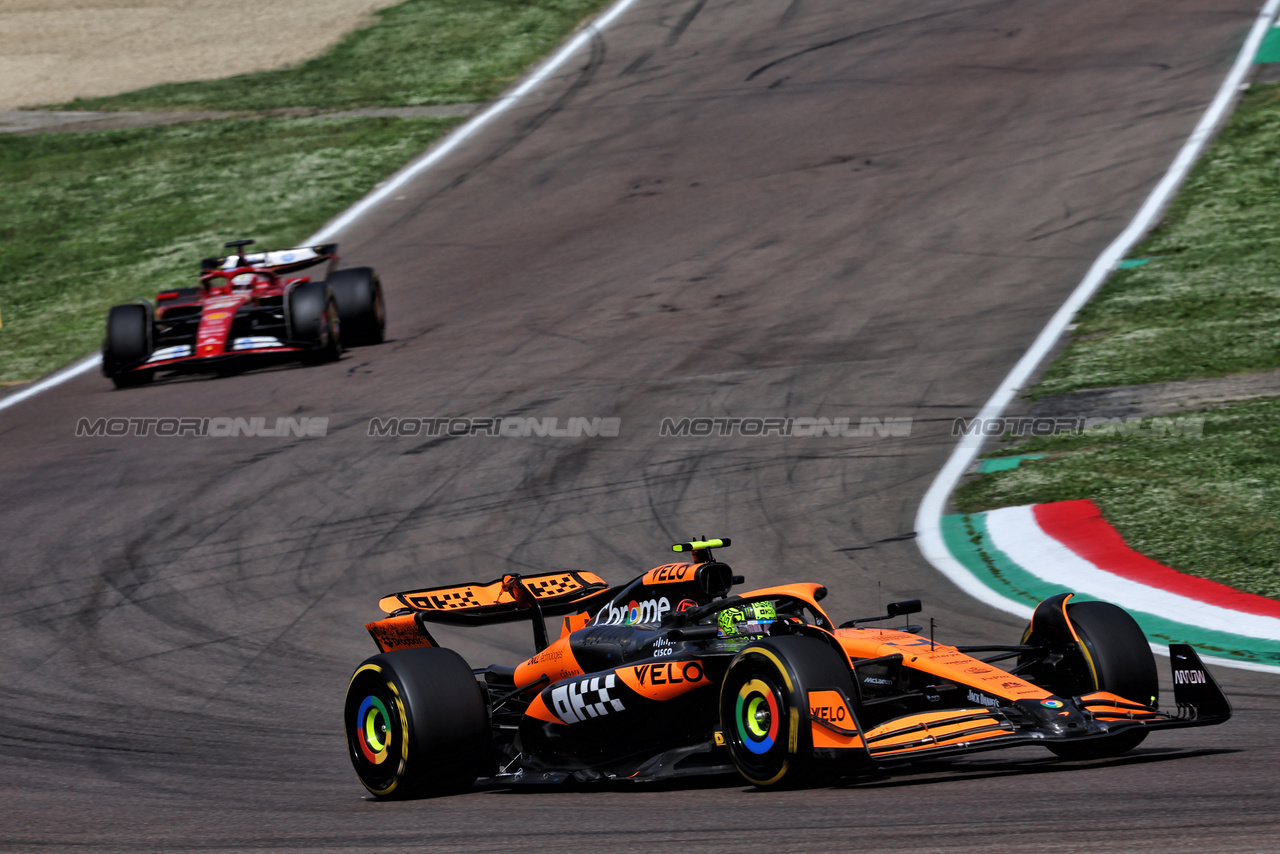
103, 303, 154, 388
719, 635, 858, 789
1045, 600, 1157, 760
327, 267, 385, 346
344, 648, 489, 799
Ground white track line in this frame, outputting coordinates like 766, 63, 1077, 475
0, 353, 103, 411
0, 0, 641, 415
915, 0, 1280, 668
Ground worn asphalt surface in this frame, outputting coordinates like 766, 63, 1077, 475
1, 1, 1277, 851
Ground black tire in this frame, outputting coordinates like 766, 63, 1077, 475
103, 303, 154, 388
327, 267, 385, 346
111, 369, 155, 389
719, 635, 858, 789
344, 648, 489, 799
1046, 600, 1157, 760
287, 282, 341, 364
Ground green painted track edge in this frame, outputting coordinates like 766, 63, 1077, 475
941, 512, 1280, 666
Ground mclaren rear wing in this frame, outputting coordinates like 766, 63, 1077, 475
367, 571, 618, 653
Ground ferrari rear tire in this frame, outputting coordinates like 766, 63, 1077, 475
719, 635, 858, 789
104, 303, 154, 387
344, 648, 489, 799
1046, 600, 1157, 760
328, 267, 385, 346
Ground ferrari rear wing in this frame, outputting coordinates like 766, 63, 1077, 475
200, 243, 338, 275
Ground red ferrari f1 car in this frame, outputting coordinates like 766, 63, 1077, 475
345, 539, 1231, 798
102, 240, 385, 388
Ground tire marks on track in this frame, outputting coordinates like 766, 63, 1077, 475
1, 1, 1276, 851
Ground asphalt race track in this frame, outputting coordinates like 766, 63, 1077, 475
2, 1, 1278, 851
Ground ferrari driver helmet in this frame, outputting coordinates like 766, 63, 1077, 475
717, 600, 778, 637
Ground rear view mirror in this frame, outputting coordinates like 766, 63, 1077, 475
887, 599, 922, 617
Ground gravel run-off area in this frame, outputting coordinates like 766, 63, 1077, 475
0, 0, 402, 109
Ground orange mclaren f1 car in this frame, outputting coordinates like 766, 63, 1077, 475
345, 539, 1230, 798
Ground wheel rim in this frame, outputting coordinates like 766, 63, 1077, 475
323, 301, 340, 349
345, 665, 407, 795
721, 652, 794, 785
357, 695, 392, 764
735, 678, 780, 754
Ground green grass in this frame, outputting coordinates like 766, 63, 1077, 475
0, 117, 461, 383
0, 0, 615, 382
59, 0, 611, 112
955, 397, 1280, 598
960, 82, 1280, 600
1033, 82, 1280, 398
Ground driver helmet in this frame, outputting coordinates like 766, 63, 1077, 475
717, 600, 778, 637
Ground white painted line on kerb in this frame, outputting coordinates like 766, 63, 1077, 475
0, 0, 641, 415
987, 505, 1280, 641
914, 0, 1280, 667
0, 353, 102, 412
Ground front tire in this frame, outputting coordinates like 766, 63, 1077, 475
719, 635, 858, 789
344, 648, 489, 799
103, 303, 154, 388
288, 282, 341, 364
111, 369, 155, 389
1044, 600, 1157, 760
